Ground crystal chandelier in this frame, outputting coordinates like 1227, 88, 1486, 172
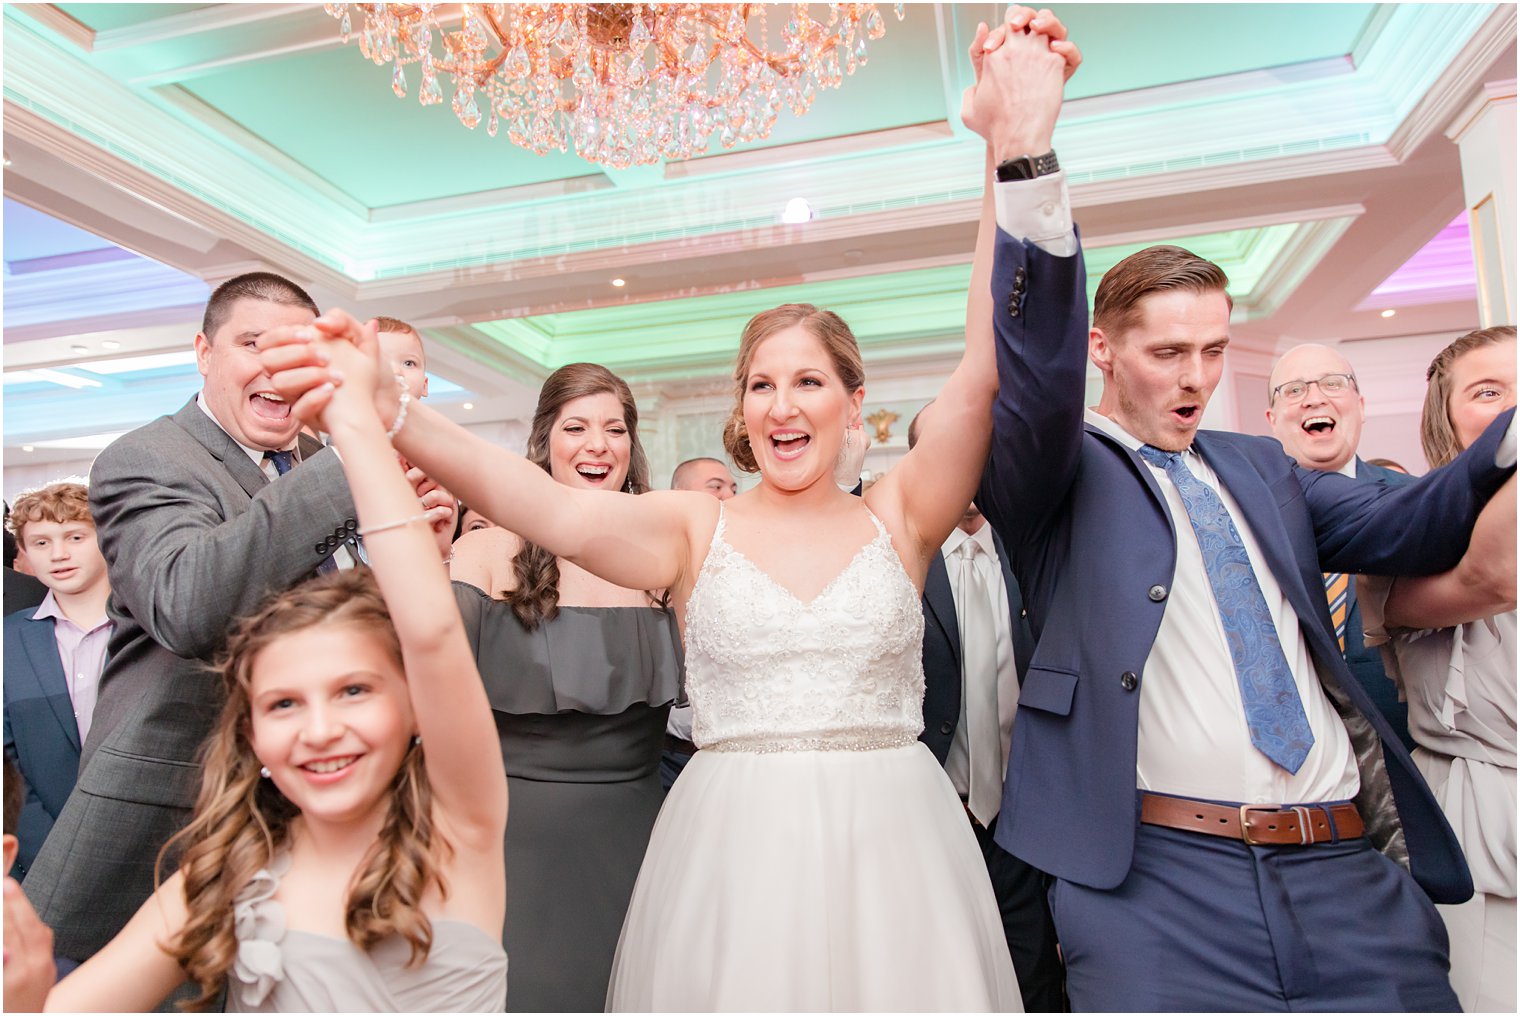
325, 4, 902, 168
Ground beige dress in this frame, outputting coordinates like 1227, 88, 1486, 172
1361, 577, 1515, 1014
225, 852, 508, 1012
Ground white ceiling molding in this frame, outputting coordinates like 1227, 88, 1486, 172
1378, 3, 1513, 158
9, 2, 91, 51
92, 3, 316, 51
1445, 77, 1519, 142
1239, 215, 1361, 321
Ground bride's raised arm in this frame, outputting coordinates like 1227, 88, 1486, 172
868, 8, 1077, 564
258, 312, 703, 597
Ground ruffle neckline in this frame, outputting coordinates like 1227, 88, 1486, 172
230, 850, 292, 1006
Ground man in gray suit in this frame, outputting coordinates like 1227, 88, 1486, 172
22, 273, 361, 962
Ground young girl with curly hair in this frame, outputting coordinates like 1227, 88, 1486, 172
8, 325, 508, 1012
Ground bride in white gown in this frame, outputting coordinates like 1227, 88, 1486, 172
258, 9, 1078, 1010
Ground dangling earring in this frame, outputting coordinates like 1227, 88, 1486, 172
259, 766, 272, 779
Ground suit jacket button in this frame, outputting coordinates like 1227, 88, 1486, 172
1148, 584, 1167, 602
1008, 296, 1021, 318
314, 543, 326, 555
335, 526, 347, 538
940, 721, 954, 735
346, 519, 359, 531
1120, 671, 1139, 691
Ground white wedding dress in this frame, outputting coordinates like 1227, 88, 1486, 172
606, 507, 1023, 1012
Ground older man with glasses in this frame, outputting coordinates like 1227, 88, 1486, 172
1267, 342, 1416, 749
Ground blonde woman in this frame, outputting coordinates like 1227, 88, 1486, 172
1361, 324, 1517, 1012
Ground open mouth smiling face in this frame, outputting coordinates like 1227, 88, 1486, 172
548, 392, 633, 491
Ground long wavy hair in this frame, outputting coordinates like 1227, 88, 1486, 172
160, 569, 448, 1010
504, 362, 657, 629
1420, 325, 1516, 468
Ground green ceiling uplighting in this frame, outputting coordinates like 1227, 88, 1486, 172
469, 222, 1310, 372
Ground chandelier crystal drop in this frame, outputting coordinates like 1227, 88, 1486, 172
324, 4, 901, 168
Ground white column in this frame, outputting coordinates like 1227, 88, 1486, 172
1445, 79, 1517, 327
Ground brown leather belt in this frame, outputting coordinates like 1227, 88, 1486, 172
1141, 792, 1364, 846
663, 734, 699, 757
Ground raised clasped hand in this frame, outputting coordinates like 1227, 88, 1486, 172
257, 310, 400, 435
962, 7, 1080, 153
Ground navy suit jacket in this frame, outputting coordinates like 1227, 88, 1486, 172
1343, 459, 1417, 751
3, 608, 83, 879
976, 228, 1513, 904
920, 528, 1035, 764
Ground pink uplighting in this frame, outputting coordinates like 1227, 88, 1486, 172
1360, 214, 1476, 309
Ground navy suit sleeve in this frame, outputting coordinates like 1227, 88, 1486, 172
977, 230, 1089, 547
1301, 409, 1515, 576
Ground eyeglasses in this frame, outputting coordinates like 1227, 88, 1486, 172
1271, 372, 1357, 404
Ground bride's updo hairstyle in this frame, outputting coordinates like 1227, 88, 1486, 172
723, 304, 865, 474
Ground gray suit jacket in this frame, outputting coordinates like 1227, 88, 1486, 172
22, 398, 356, 961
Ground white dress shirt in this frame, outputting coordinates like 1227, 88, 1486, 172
941, 522, 1020, 797
1085, 410, 1362, 805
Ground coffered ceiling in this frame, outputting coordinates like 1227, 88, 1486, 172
3, 2, 1515, 462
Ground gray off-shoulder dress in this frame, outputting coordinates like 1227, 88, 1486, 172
453, 582, 681, 1013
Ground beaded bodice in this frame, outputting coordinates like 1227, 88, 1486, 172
684, 506, 926, 752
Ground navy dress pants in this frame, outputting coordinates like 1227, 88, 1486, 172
1049, 817, 1458, 1012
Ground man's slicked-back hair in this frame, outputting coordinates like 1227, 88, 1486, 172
201, 272, 318, 341
1093, 245, 1232, 341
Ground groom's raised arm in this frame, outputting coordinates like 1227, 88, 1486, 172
967, 20, 1089, 547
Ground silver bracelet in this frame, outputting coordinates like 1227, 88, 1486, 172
357, 511, 431, 537
386, 375, 412, 441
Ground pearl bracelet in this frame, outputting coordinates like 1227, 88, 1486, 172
386, 375, 412, 440
357, 511, 431, 537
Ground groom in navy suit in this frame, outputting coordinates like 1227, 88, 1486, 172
967, 22, 1514, 1009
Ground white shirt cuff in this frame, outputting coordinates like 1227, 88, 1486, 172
1496, 416, 1516, 469
666, 703, 694, 740
994, 172, 1077, 257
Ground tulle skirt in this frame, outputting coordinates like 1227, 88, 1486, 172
606, 742, 1023, 1012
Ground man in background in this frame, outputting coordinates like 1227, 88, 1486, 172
660, 457, 740, 789
1266, 343, 1416, 749
909, 405, 1063, 1012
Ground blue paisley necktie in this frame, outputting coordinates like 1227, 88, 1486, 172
1138, 445, 1314, 773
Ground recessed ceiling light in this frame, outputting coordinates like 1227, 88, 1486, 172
610, 278, 626, 288
22, 445, 34, 452
1380, 309, 1396, 318
781, 198, 814, 224
462, 402, 475, 410
71, 344, 89, 355
101, 339, 121, 350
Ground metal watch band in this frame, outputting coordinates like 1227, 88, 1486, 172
994, 150, 1060, 182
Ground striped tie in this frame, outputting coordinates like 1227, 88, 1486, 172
1324, 572, 1349, 652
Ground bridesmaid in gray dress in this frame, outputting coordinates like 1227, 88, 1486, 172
450, 363, 681, 1013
